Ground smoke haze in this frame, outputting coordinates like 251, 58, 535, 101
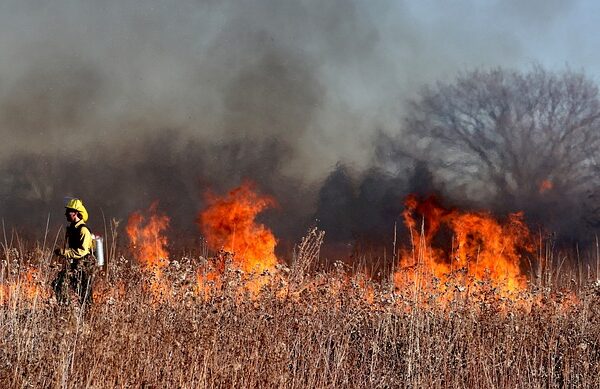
0, 0, 598, 248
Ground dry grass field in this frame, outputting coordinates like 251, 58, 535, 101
1, 239, 600, 388
1, 188, 599, 388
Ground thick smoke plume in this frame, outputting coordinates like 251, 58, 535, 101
0, 1, 597, 252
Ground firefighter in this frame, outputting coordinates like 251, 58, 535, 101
52, 198, 95, 305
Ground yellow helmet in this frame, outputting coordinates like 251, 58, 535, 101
65, 198, 89, 222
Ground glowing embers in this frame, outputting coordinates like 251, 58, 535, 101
395, 195, 534, 298
539, 179, 554, 194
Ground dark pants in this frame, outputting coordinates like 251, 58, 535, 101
52, 257, 95, 305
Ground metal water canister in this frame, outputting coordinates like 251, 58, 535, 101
93, 235, 105, 267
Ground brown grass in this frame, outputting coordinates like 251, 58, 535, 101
1, 241, 600, 388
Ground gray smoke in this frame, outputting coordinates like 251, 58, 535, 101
0, 0, 596, 249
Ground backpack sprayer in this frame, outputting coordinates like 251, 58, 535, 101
92, 234, 105, 267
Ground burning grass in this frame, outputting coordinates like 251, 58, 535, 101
2, 186, 600, 387
1, 242, 600, 388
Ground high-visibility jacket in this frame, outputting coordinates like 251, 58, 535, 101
61, 220, 93, 260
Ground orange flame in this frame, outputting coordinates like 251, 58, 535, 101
539, 179, 553, 194
126, 202, 170, 299
126, 202, 170, 271
198, 182, 278, 273
195, 270, 221, 300
0, 267, 50, 306
396, 195, 534, 297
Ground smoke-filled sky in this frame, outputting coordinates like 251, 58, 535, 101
1, 0, 598, 243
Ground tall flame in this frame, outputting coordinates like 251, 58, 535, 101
396, 195, 534, 295
126, 202, 170, 272
198, 182, 278, 273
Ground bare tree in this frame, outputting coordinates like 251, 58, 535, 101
403, 66, 600, 229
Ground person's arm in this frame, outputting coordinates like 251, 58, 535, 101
63, 227, 93, 259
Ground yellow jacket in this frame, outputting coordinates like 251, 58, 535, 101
61, 220, 93, 260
